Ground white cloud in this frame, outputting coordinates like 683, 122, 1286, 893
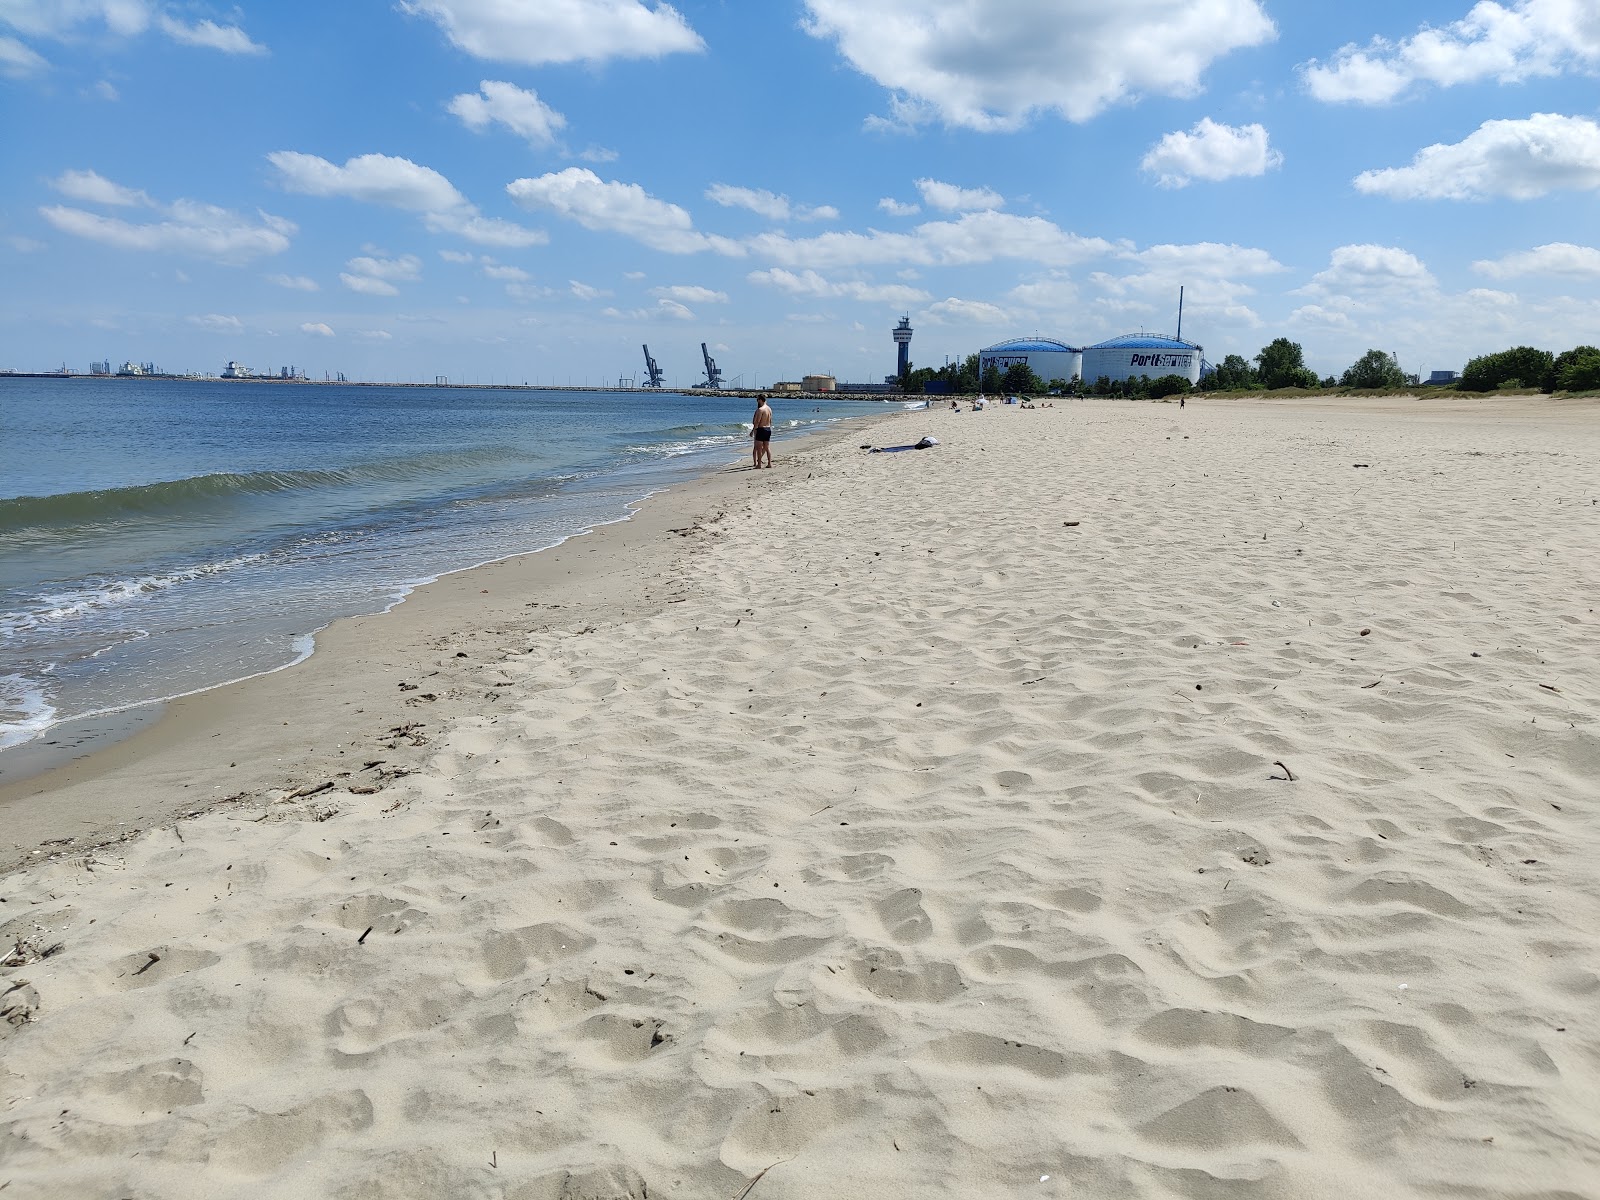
269, 151, 466, 211
1302, 0, 1600, 104
346, 254, 420, 281
652, 284, 728, 303
1354, 113, 1600, 199
507, 167, 741, 254
269, 150, 545, 246
0, 35, 47, 75
188, 313, 243, 333
341, 273, 399, 296
1475, 242, 1600, 278
749, 210, 1118, 270
6, 235, 47, 253
1140, 119, 1282, 186
91, 78, 117, 99
448, 80, 566, 146
706, 183, 837, 222
570, 279, 611, 299
483, 263, 531, 282
438, 249, 478, 263
800, 0, 1275, 130
50, 168, 150, 207
925, 297, 1010, 324
355, 329, 393, 341
915, 179, 1003, 211
601, 298, 696, 321
579, 146, 620, 163
1288, 304, 1355, 329
300, 321, 334, 337
747, 268, 929, 305
267, 273, 319, 291
1297, 244, 1437, 297
158, 15, 266, 55
39, 193, 293, 264
398, 0, 703, 66
0, 1, 150, 39
878, 197, 920, 217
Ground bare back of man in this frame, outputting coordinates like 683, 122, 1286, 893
751, 395, 774, 468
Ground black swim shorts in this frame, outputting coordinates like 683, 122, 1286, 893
754, 426, 772, 442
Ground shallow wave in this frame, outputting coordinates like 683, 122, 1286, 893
0, 446, 530, 534
0, 673, 55, 751
0, 553, 266, 641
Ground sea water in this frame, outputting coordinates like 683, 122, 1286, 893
0, 378, 875, 756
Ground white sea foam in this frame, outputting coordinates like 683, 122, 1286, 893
0, 553, 267, 641
0, 673, 56, 751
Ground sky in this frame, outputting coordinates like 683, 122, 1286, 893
3, 0, 1598, 387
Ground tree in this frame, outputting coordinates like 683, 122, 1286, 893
1254, 338, 1319, 389
1147, 374, 1191, 398
1209, 353, 1257, 390
1552, 345, 1600, 392
1340, 349, 1406, 390
1459, 346, 1554, 392
1000, 362, 1046, 394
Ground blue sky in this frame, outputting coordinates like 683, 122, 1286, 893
3, 0, 1598, 386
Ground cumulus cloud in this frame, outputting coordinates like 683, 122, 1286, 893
652, 284, 728, 303
1354, 113, 1600, 199
269, 150, 546, 246
601, 298, 696, 321
188, 313, 243, 333
0, 1, 151, 39
748, 211, 1119, 271
800, 0, 1275, 130
1302, 0, 1600, 104
438, 249, 478, 264
1087, 242, 1284, 320
915, 179, 1003, 211
50, 168, 151, 207
448, 80, 566, 146
569, 280, 611, 299
705, 183, 837, 222
878, 197, 920, 217
0, 35, 47, 75
398, 0, 704, 66
270, 151, 467, 211
482, 263, 531, 282
1474, 242, 1600, 278
341, 274, 399, 296
158, 15, 266, 54
1140, 118, 1282, 186
507, 168, 740, 255
747, 268, 929, 305
267, 273, 319, 291
346, 254, 421, 281
1297, 244, 1437, 297
300, 321, 334, 337
39, 187, 293, 264
924, 297, 1010, 324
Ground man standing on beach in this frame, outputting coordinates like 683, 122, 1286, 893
751, 394, 774, 469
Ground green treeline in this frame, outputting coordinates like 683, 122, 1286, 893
897, 339, 1600, 396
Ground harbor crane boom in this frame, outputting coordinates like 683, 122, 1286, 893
696, 341, 724, 390
641, 344, 665, 388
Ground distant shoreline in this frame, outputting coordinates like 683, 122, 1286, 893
0, 373, 900, 399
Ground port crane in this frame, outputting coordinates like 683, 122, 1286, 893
641, 344, 665, 388
695, 342, 724, 390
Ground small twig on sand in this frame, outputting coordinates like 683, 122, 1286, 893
358, 926, 373, 945
733, 1159, 791, 1200
1539, 683, 1561, 693
132, 952, 161, 976
810, 804, 833, 816
1269, 760, 1295, 782
1362, 678, 1382, 689
287, 781, 335, 800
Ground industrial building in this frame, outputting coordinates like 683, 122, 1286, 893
977, 337, 1084, 385
1082, 334, 1204, 387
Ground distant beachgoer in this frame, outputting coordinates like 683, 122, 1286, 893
1180, 396, 1186, 410
752, 394, 774, 468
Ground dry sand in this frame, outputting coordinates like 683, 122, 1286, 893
2, 395, 1598, 1199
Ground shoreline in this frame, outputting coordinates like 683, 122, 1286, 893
0, 413, 901, 872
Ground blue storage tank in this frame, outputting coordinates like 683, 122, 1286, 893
1082, 334, 1204, 386
977, 337, 1083, 385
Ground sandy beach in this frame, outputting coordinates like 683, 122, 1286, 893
3, 395, 1598, 1199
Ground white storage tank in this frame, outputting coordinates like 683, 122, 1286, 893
1082, 334, 1204, 386
977, 337, 1083, 385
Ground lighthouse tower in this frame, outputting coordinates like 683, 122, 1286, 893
892, 315, 913, 381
